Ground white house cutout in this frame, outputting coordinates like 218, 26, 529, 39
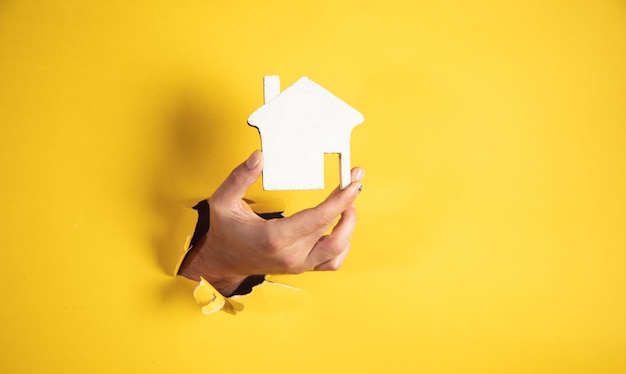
248, 76, 364, 190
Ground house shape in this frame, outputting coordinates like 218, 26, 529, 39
248, 76, 364, 190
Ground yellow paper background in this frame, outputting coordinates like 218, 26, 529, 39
1, 1, 625, 372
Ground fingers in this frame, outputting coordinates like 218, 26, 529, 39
281, 167, 364, 240
313, 243, 351, 271
210, 151, 263, 207
351, 167, 365, 187
307, 205, 357, 269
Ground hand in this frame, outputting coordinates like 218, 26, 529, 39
178, 150, 364, 296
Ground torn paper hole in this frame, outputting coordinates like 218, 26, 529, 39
193, 278, 244, 315
192, 276, 300, 315
177, 199, 297, 315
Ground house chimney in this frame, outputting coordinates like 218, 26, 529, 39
264, 76, 280, 104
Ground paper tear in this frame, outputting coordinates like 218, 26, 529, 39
193, 277, 244, 315
191, 276, 300, 315
174, 234, 194, 276
177, 198, 298, 314
264, 275, 301, 291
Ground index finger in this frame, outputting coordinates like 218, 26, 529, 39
210, 151, 263, 208
279, 175, 363, 241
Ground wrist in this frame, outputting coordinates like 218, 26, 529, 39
178, 236, 246, 297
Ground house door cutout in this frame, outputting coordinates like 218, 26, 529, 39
324, 153, 342, 188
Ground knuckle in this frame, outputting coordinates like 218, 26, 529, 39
261, 234, 284, 253
229, 169, 246, 187
315, 210, 335, 231
259, 225, 290, 254
323, 237, 345, 258
291, 222, 310, 237
278, 254, 302, 273
325, 259, 342, 271
316, 219, 330, 231
329, 244, 344, 259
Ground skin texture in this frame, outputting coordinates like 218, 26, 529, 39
178, 150, 364, 296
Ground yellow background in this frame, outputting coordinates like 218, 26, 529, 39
1, 1, 625, 372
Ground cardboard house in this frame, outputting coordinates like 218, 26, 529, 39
248, 76, 364, 190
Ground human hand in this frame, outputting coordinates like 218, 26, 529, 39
178, 150, 364, 296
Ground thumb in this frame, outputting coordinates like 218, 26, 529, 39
210, 150, 263, 206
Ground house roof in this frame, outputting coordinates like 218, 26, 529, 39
247, 76, 364, 131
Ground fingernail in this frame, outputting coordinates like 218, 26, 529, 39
353, 168, 364, 182
246, 151, 261, 169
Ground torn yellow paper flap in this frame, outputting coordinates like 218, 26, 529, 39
193, 277, 244, 315
174, 234, 194, 275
